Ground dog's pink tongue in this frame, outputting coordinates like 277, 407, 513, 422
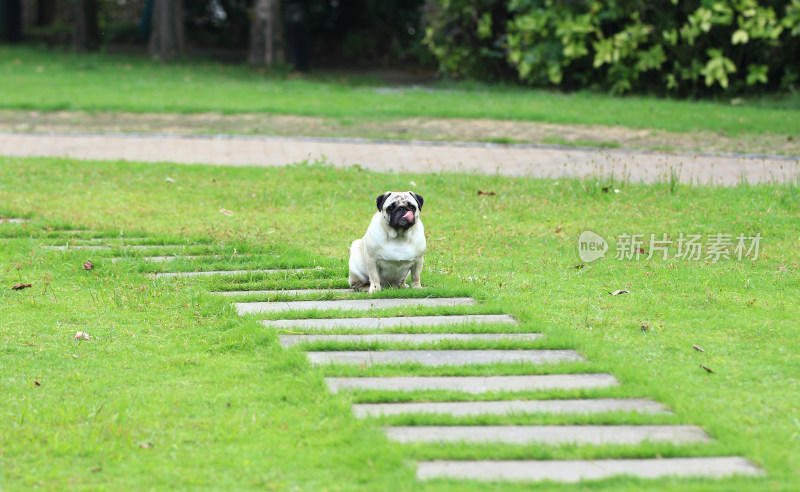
403, 210, 415, 223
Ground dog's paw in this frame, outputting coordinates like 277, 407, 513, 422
368, 284, 381, 294
400, 281, 410, 288
411, 282, 422, 289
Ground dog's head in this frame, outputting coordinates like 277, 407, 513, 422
376, 191, 424, 230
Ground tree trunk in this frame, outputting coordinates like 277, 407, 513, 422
36, 0, 56, 26
73, 0, 100, 52
249, 0, 284, 67
149, 0, 185, 61
2, 0, 23, 43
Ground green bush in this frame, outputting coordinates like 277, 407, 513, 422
423, 0, 800, 95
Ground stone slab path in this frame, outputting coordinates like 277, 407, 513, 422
27, 230, 762, 485
43, 245, 108, 251
199, 253, 763, 483
384, 425, 710, 445
306, 349, 584, 366
235, 297, 475, 314
279, 333, 543, 347
214, 288, 353, 296
0, 218, 27, 223
155, 268, 304, 278
416, 457, 764, 482
325, 374, 620, 393
2, 131, 798, 185
351, 398, 670, 417
44, 244, 187, 251
263, 314, 516, 329
111, 255, 206, 263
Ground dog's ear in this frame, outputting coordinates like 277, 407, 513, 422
409, 192, 424, 211
376, 192, 391, 212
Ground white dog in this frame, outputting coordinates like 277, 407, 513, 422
349, 191, 426, 293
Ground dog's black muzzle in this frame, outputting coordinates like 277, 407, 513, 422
388, 204, 416, 230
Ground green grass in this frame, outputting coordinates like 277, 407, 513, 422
1, 46, 799, 137
2, 157, 800, 490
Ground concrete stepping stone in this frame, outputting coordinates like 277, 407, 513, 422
43, 244, 108, 251
236, 297, 475, 315
0, 218, 28, 223
111, 255, 206, 263
307, 350, 584, 367
127, 245, 188, 250
326, 374, 618, 394
384, 425, 710, 445
416, 457, 764, 482
264, 314, 516, 330
154, 268, 305, 278
280, 333, 542, 347
44, 244, 187, 251
215, 288, 353, 297
352, 398, 670, 418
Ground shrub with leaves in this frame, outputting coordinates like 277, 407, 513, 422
424, 0, 800, 95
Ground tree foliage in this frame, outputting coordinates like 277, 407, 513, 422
423, 0, 800, 94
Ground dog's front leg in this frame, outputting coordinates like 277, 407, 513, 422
410, 256, 424, 289
366, 257, 382, 293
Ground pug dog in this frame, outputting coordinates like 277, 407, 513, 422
349, 191, 426, 293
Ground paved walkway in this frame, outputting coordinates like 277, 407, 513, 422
2, 131, 798, 185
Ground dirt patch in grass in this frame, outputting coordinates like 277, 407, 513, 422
1, 110, 797, 156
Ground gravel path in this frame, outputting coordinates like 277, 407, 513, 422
1, 131, 798, 185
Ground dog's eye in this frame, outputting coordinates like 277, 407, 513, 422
408, 205, 416, 212
386, 205, 396, 213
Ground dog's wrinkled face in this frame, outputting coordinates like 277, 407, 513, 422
376, 191, 424, 230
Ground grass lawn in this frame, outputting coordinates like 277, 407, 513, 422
1, 46, 799, 140
1, 156, 799, 490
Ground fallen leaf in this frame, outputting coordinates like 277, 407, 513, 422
11, 283, 32, 290
34, 381, 41, 386
700, 364, 714, 373
83, 260, 94, 270
778, 265, 787, 271
693, 345, 705, 352
635, 247, 647, 254
91, 467, 102, 473
555, 226, 563, 233
138, 442, 153, 449
641, 324, 649, 332
219, 208, 234, 216
608, 290, 630, 296
477, 190, 496, 196
165, 177, 176, 183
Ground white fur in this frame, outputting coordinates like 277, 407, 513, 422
349, 192, 426, 293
